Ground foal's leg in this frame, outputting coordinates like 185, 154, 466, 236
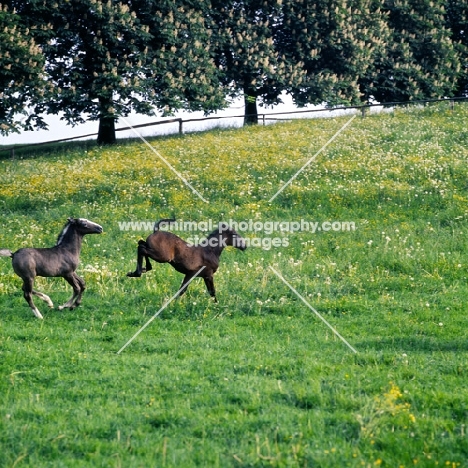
177, 274, 194, 298
22, 278, 44, 319
32, 290, 54, 308
127, 240, 150, 277
203, 276, 218, 303
59, 273, 86, 310
72, 274, 86, 308
143, 255, 153, 273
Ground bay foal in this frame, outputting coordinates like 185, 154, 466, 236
127, 219, 246, 302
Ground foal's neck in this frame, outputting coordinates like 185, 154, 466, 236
205, 232, 226, 257
209, 243, 224, 257
57, 227, 84, 254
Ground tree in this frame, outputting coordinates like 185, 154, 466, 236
11, 0, 226, 145
46, 0, 228, 144
210, 0, 305, 124
132, 0, 226, 116
35, 0, 154, 144
360, 0, 460, 103
281, 0, 390, 107
0, 3, 47, 135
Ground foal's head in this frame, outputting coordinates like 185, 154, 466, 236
217, 223, 247, 251
57, 218, 103, 245
70, 218, 103, 235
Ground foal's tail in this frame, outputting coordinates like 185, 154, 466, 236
0, 249, 13, 257
153, 218, 176, 232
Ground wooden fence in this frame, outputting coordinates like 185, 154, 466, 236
1, 96, 467, 158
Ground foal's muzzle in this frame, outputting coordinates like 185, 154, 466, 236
234, 237, 247, 250
88, 222, 103, 234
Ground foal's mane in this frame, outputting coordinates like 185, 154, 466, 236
206, 226, 230, 240
206, 224, 232, 239
56, 220, 73, 246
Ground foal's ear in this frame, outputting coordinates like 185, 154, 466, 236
67, 217, 77, 224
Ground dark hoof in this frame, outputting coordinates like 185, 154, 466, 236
127, 271, 142, 278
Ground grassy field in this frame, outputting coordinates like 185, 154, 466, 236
0, 102, 467, 467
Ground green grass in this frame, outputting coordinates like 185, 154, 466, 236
1, 102, 468, 467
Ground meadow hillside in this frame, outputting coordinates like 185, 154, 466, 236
0, 103, 467, 467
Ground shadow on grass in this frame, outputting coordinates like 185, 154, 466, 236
0, 139, 98, 160
357, 336, 468, 353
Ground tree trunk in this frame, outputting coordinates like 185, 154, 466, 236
97, 97, 116, 145
244, 91, 258, 125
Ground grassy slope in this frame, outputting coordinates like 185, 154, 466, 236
0, 103, 467, 467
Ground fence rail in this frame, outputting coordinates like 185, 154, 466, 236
2, 96, 467, 157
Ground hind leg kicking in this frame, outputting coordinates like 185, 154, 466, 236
127, 240, 149, 277
22, 278, 44, 319
59, 273, 86, 310
143, 255, 152, 273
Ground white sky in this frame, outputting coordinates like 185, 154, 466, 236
1, 94, 344, 146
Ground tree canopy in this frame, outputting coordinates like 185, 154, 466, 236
447, 0, 468, 96
1, 0, 466, 142
0, 3, 47, 135
281, 0, 390, 107
360, 0, 461, 103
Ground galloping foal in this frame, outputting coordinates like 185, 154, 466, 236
127, 219, 246, 302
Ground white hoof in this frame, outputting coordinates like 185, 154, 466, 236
32, 308, 44, 319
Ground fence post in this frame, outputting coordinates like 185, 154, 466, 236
450, 100, 454, 112
262, 114, 266, 126
178, 119, 183, 134
10, 147, 15, 159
